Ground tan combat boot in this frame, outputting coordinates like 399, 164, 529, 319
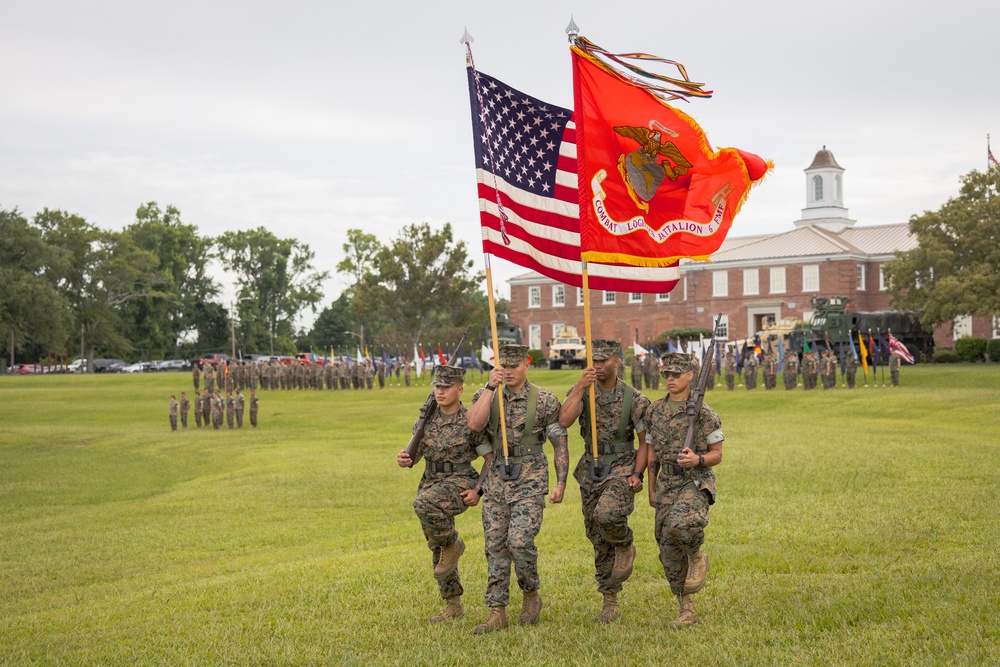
429, 596, 463, 623
519, 590, 542, 624
610, 543, 636, 582
684, 549, 709, 594
433, 538, 465, 579
669, 594, 698, 628
593, 592, 621, 624
473, 606, 508, 634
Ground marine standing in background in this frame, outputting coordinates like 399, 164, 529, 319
404, 362, 412, 387
225, 392, 235, 429
467, 344, 568, 634
169, 395, 178, 432
203, 389, 212, 426
762, 353, 777, 390
192, 362, 200, 392
630, 354, 643, 391
743, 353, 758, 390
194, 391, 203, 428
179, 392, 190, 428
559, 339, 650, 624
365, 362, 374, 390
235, 389, 245, 428
205, 364, 215, 395
724, 351, 735, 391
378, 362, 386, 389
846, 352, 858, 389
783, 353, 799, 390
396, 365, 492, 624
643, 354, 656, 393
211, 392, 223, 430
889, 352, 901, 387
249, 390, 259, 428
645, 353, 725, 628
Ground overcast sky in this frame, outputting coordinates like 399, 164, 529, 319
2, 0, 998, 327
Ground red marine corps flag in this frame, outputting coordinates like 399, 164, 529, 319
572, 38, 770, 267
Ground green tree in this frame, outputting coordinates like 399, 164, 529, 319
298, 293, 359, 354
0, 208, 71, 367
121, 202, 218, 358
216, 227, 328, 355
883, 168, 1000, 327
346, 222, 484, 349
36, 209, 164, 370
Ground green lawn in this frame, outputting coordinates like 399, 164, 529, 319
1, 365, 998, 666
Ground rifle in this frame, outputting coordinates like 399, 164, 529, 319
682, 314, 723, 455
401, 325, 472, 467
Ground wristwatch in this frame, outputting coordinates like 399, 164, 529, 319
476, 487, 485, 496
698, 455, 705, 466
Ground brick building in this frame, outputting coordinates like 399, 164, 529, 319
508, 148, 996, 351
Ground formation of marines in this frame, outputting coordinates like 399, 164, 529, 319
399, 342, 724, 632
192, 357, 427, 394
721, 346, 904, 391
168, 388, 259, 430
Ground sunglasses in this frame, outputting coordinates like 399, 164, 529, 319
661, 371, 688, 379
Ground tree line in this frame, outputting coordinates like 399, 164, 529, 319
1, 202, 497, 370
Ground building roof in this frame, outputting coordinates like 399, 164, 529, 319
807, 146, 844, 170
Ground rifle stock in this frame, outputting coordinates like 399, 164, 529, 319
683, 314, 722, 453
402, 326, 472, 467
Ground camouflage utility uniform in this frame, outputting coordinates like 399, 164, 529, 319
783, 356, 799, 390
473, 379, 564, 609
646, 394, 723, 598
889, 353, 900, 386
411, 385, 490, 605
567, 374, 649, 598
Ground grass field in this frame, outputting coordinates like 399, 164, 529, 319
1, 365, 999, 666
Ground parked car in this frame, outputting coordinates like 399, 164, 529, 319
120, 362, 147, 373
158, 359, 191, 372
92, 359, 127, 373
67, 359, 87, 373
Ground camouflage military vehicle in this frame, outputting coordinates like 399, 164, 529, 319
547, 325, 587, 370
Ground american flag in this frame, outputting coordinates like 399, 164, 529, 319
467, 67, 679, 293
989, 145, 999, 168
888, 332, 915, 364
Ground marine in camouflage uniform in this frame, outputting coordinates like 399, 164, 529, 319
249, 390, 259, 428
211, 392, 223, 430
205, 365, 216, 395
783, 354, 799, 390
724, 352, 735, 391
846, 352, 858, 388
179, 392, 190, 428
169, 395, 178, 432
202, 390, 212, 426
397, 365, 492, 623
743, 355, 758, 390
559, 339, 650, 623
645, 353, 725, 628
225, 392, 235, 429
235, 390, 245, 428
762, 353, 777, 390
192, 362, 201, 392
194, 391, 203, 428
889, 352, 901, 387
467, 344, 568, 634
630, 354, 643, 391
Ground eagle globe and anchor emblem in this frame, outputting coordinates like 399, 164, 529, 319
614, 121, 692, 213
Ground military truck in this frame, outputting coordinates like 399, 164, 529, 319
547, 325, 587, 370
789, 297, 933, 362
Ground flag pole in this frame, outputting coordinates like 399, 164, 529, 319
581, 260, 604, 481
484, 253, 512, 473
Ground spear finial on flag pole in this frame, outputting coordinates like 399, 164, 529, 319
460, 26, 474, 45
565, 16, 580, 42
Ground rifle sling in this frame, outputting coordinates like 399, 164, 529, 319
489, 384, 544, 459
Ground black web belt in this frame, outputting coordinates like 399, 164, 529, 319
425, 461, 474, 474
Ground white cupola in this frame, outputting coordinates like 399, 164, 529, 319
793, 146, 856, 232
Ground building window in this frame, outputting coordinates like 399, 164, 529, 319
802, 309, 814, 324
577, 287, 585, 306
953, 316, 973, 340
715, 314, 729, 340
552, 285, 565, 307
655, 292, 671, 303
812, 175, 823, 201
629, 292, 642, 304
528, 324, 541, 350
770, 266, 786, 294
857, 264, 866, 291
743, 269, 759, 296
712, 271, 728, 297
603, 291, 616, 305
879, 266, 888, 291
528, 286, 541, 308
551, 322, 564, 338
802, 265, 820, 292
